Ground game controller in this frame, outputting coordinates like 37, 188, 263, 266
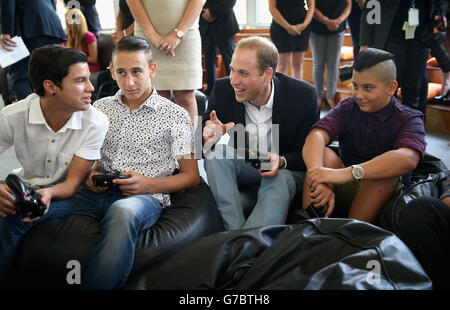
243, 148, 272, 172
5, 174, 47, 219
305, 203, 329, 218
92, 173, 130, 187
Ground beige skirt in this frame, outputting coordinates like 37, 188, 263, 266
135, 28, 203, 91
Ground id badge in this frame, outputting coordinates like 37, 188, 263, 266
408, 8, 419, 26
405, 24, 416, 40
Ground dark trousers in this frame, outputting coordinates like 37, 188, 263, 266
347, 1, 362, 60
9, 36, 63, 100
201, 31, 235, 96
398, 197, 450, 289
384, 40, 429, 116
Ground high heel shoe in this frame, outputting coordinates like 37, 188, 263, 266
442, 96, 450, 106
326, 99, 337, 109
318, 98, 328, 110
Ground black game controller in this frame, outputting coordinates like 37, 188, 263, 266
243, 148, 272, 172
305, 203, 329, 218
5, 174, 47, 219
92, 173, 130, 187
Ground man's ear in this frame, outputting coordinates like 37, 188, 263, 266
43, 80, 58, 96
109, 62, 116, 81
388, 80, 398, 96
264, 66, 274, 83
149, 62, 157, 79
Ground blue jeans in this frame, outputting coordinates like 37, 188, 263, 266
0, 187, 162, 289
204, 145, 305, 230
309, 31, 345, 100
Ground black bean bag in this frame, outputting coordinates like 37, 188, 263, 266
125, 218, 432, 290
378, 153, 448, 234
3, 179, 224, 289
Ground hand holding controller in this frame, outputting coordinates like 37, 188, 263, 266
92, 173, 130, 187
5, 174, 47, 219
243, 148, 272, 172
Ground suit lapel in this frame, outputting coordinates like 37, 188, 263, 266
272, 75, 281, 125
231, 92, 246, 125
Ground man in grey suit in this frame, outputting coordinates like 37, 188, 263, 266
0, 0, 66, 100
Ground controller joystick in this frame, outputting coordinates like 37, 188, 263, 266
5, 174, 47, 219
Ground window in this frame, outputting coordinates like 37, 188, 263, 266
257, 0, 271, 25
56, 0, 116, 31
234, 0, 272, 28
234, 0, 248, 25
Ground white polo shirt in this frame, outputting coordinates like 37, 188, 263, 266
0, 93, 109, 186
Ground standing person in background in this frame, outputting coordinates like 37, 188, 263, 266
359, 0, 447, 116
127, 0, 205, 128
269, 0, 315, 80
112, 0, 135, 45
0, 0, 66, 101
432, 1, 450, 105
309, 0, 351, 109
63, 0, 102, 38
199, 0, 240, 96
64, 8, 101, 73
347, 0, 365, 60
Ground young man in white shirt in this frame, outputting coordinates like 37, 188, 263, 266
33, 36, 200, 290
0, 45, 109, 279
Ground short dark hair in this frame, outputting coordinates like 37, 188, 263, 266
29, 44, 88, 96
112, 36, 152, 66
353, 48, 396, 72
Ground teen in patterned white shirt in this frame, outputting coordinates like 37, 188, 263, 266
48, 36, 200, 289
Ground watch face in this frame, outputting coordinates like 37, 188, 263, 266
176, 30, 184, 38
352, 166, 364, 179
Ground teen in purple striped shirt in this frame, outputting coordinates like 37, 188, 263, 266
302, 48, 426, 223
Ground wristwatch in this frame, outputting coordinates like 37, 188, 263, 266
351, 165, 364, 181
174, 28, 184, 39
279, 156, 287, 169
322, 16, 329, 24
